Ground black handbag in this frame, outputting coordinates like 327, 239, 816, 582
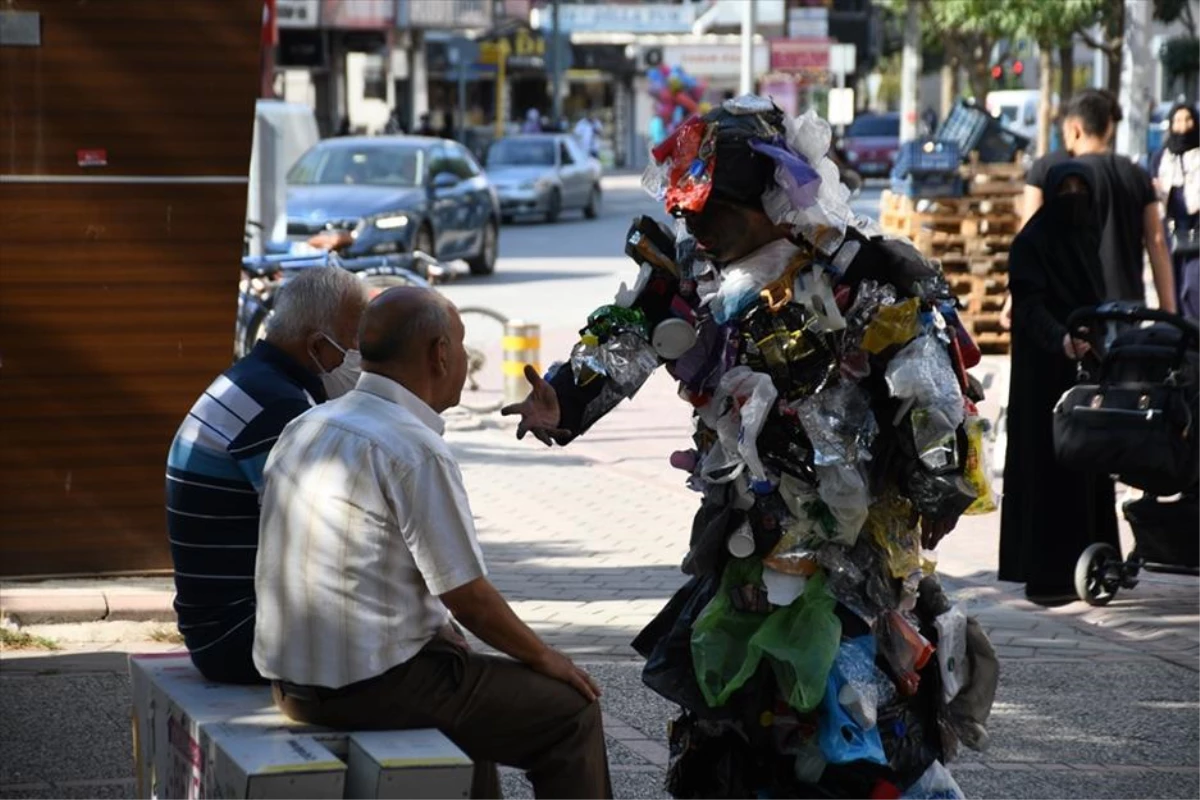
1172, 223, 1199, 258
1052, 305, 1200, 496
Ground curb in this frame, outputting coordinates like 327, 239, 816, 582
1, 589, 176, 626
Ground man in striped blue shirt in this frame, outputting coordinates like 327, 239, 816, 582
166, 267, 368, 683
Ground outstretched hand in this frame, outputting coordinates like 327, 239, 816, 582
499, 364, 570, 446
921, 516, 958, 550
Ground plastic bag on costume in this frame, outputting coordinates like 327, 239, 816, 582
633, 574, 721, 713
831, 635, 897, 730
793, 264, 847, 332
877, 609, 935, 697
900, 760, 965, 800
740, 302, 838, 401
784, 109, 833, 166
862, 297, 922, 354
944, 616, 998, 751
817, 669, 888, 766
692, 566, 840, 712
962, 414, 997, 515
813, 463, 871, 546
707, 240, 797, 324
864, 493, 921, 579
703, 366, 779, 485
885, 335, 965, 425
934, 605, 969, 704
795, 381, 877, 467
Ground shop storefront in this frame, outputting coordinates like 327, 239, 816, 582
768, 39, 833, 119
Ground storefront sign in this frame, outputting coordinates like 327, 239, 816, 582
553, 4, 694, 34
76, 149, 107, 168
769, 39, 831, 73
479, 27, 545, 70
277, 0, 320, 29
662, 44, 770, 80
398, 0, 491, 30
322, 0, 392, 30
786, 7, 828, 39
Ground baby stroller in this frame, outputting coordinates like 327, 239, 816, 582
1052, 303, 1200, 605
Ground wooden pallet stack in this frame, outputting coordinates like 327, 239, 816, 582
879, 156, 1026, 354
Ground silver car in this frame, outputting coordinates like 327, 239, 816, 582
485, 134, 602, 224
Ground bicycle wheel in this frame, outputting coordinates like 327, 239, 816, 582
456, 306, 509, 413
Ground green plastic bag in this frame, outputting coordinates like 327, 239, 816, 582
691, 562, 842, 712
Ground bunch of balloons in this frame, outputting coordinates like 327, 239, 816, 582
647, 64, 711, 146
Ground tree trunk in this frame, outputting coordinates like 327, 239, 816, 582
1059, 44, 1074, 107
1106, 0, 1124, 95
940, 61, 956, 121
1037, 43, 1054, 157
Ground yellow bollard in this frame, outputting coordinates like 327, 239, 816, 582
502, 320, 541, 407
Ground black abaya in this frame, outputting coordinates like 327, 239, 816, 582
998, 162, 1120, 596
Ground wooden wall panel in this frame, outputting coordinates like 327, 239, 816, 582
1, 1, 263, 576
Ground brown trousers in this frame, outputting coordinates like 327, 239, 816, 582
272, 638, 612, 800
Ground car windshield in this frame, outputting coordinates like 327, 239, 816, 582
997, 105, 1020, 123
847, 116, 899, 137
487, 139, 556, 167
288, 145, 425, 187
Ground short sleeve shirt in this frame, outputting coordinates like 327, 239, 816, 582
253, 373, 487, 689
1029, 151, 1156, 303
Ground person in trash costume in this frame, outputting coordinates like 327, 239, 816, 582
503, 97, 1000, 799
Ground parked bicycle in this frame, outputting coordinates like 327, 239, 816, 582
237, 251, 509, 413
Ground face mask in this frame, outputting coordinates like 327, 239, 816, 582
311, 333, 362, 399
1054, 194, 1095, 228
1166, 127, 1199, 155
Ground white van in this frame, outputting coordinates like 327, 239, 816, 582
985, 90, 1054, 142
246, 100, 320, 256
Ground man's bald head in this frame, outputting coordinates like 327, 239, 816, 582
359, 286, 456, 368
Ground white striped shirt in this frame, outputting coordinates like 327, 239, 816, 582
253, 373, 487, 689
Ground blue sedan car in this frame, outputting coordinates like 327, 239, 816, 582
280, 136, 500, 275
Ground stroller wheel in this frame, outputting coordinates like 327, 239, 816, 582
1074, 543, 1123, 606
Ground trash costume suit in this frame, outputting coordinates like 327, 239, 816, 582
541, 100, 999, 798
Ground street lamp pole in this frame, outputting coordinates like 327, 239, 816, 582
551, 0, 563, 126
899, 0, 921, 143
740, 0, 755, 96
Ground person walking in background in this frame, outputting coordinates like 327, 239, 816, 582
573, 110, 600, 158
1003, 91, 1175, 327
416, 112, 436, 137
1152, 103, 1200, 318
521, 108, 542, 134
999, 162, 1120, 606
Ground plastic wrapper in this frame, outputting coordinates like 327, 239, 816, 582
877, 609, 935, 697
861, 297, 922, 354
757, 404, 817, 481
813, 463, 870, 546
707, 239, 795, 324
885, 336, 965, 423
691, 568, 840, 712
762, 156, 852, 257
909, 405, 961, 474
585, 304, 650, 342
651, 117, 717, 216
795, 381, 877, 467
900, 760, 964, 800
865, 493, 921, 579
763, 510, 822, 576
850, 212, 885, 240
962, 415, 997, 515
614, 262, 653, 308
739, 302, 838, 401
846, 280, 898, 336
934, 605, 969, 704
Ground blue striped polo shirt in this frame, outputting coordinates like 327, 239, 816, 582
165, 341, 326, 680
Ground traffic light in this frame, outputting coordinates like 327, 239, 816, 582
991, 64, 1003, 83
1012, 60, 1024, 77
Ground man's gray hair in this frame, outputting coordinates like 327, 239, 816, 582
360, 288, 455, 364
266, 266, 367, 343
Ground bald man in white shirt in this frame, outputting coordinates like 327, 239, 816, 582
254, 287, 611, 799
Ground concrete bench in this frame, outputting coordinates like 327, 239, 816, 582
130, 653, 472, 799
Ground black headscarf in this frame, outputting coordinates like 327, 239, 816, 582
1010, 160, 1106, 324
1165, 103, 1199, 155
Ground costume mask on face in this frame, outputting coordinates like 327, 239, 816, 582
311, 333, 362, 398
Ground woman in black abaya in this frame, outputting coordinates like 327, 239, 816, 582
999, 161, 1120, 605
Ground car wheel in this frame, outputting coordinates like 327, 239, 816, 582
467, 220, 497, 276
413, 224, 435, 259
544, 189, 561, 224
584, 184, 601, 219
